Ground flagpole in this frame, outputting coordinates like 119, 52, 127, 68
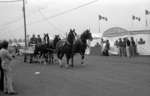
131, 16, 134, 29
98, 19, 100, 33
145, 14, 148, 27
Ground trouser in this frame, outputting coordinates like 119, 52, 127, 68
122, 47, 126, 56
3, 70, 15, 93
119, 47, 123, 56
126, 46, 130, 57
0, 58, 4, 91
130, 46, 135, 56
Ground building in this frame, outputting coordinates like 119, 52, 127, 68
102, 27, 150, 55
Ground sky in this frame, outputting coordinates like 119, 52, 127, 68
0, 0, 150, 40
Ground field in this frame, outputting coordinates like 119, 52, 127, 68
1, 55, 150, 96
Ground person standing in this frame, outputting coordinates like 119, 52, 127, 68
118, 38, 123, 56
37, 35, 42, 45
122, 38, 127, 57
0, 41, 17, 95
0, 42, 4, 91
103, 40, 110, 56
130, 37, 136, 56
114, 40, 119, 55
126, 38, 131, 57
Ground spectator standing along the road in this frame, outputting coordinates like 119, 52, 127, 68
126, 38, 131, 57
0, 42, 4, 91
118, 38, 123, 56
103, 40, 110, 56
130, 37, 136, 56
0, 41, 17, 95
122, 38, 127, 57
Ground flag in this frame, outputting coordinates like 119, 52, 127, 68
145, 9, 150, 15
132, 15, 135, 20
132, 15, 140, 21
98, 15, 108, 21
98, 15, 102, 20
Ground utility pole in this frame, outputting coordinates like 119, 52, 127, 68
22, 0, 27, 47
22, 0, 27, 62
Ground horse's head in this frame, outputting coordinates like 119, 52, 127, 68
81, 29, 93, 41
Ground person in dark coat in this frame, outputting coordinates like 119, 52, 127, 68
130, 37, 136, 56
126, 38, 131, 57
0, 42, 4, 91
122, 38, 127, 57
103, 40, 110, 56
118, 38, 123, 56
29, 34, 37, 45
37, 35, 42, 45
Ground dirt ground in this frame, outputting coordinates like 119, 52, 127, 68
1, 55, 150, 96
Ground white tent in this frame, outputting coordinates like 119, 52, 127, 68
90, 33, 102, 47
103, 27, 150, 55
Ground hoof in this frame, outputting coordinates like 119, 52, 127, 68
70, 64, 74, 68
65, 65, 70, 69
60, 64, 63, 68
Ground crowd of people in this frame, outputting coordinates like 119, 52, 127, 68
0, 41, 17, 95
114, 37, 137, 57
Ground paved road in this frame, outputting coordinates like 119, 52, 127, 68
1, 55, 150, 96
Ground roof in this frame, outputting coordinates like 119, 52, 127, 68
103, 27, 150, 37
129, 30, 150, 35
103, 27, 128, 37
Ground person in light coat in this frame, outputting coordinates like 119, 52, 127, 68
0, 41, 17, 95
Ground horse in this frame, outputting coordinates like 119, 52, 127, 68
56, 29, 93, 68
32, 34, 61, 64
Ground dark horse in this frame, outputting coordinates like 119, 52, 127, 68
56, 29, 93, 68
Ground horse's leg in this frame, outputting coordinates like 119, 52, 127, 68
70, 54, 74, 67
65, 54, 70, 68
40, 52, 44, 64
44, 53, 48, 65
81, 53, 85, 64
57, 52, 64, 67
51, 54, 54, 64
30, 54, 33, 63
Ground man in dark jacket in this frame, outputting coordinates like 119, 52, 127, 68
37, 35, 42, 45
126, 38, 131, 57
0, 42, 4, 91
103, 40, 110, 56
118, 38, 123, 56
122, 38, 127, 56
130, 37, 136, 56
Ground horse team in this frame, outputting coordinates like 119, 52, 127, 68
27, 29, 93, 68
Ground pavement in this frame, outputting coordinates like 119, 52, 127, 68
1, 55, 150, 96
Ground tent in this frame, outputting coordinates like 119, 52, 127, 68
90, 33, 102, 47
102, 27, 150, 55
85, 33, 102, 55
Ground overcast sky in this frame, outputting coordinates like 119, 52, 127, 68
0, 0, 150, 40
